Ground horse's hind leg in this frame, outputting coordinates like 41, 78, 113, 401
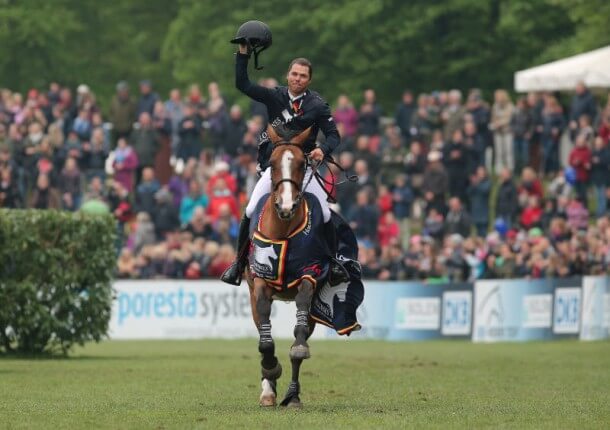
250, 278, 281, 407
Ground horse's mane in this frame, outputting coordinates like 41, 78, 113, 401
268, 124, 311, 145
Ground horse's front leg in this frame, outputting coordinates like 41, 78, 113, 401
250, 278, 282, 407
281, 279, 315, 408
289, 278, 315, 360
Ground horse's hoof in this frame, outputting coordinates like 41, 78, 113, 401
259, 379, 277, 407
286, 399, 302, 409
289, 344, 310, 360
259, 394, 276, 407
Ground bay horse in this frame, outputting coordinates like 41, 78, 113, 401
245, 126, 325, 409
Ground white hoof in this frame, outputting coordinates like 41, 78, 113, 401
259, 379, 276, 407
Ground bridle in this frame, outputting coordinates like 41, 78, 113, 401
270, 142, 316, 218
269, 139, 359, 218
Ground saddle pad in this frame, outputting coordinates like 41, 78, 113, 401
250, 231, 288, 287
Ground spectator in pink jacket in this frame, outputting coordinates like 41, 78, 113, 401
112, 137, 139, 193
333, 94, 359, 143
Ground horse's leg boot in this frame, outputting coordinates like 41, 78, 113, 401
221, 214, 251, 285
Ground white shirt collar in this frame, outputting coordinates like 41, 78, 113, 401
288, 90, 306, 102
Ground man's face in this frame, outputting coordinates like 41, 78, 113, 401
286, 64, 311, 95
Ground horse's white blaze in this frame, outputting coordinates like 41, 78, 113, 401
280, 150, 294, 212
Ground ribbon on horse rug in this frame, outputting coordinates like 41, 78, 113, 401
310, 211, 364, 336
248, 193, 330, 290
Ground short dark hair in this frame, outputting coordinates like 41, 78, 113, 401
288, 58, 313, 79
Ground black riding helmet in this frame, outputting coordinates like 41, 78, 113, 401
230, 20, 272, 70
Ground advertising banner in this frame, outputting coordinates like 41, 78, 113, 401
552, 287, 581, 335
109, 280, 325, 340
110, 277, 606, 342
473, 279, 553, 342
441, 290, 473, 336
580, 276, 610, 341
350, 282, 473, 341
548, 277, 582, 339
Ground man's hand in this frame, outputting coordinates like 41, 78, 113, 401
309, 148, 325, 162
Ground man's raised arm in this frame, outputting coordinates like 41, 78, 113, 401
235, 44, 274, 104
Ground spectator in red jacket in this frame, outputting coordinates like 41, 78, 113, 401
520, 195, 543, 229
206, 244, 235, 277
377, 211, 400, 247
207, 177, 239, 223
206, 160, 237, 196
377, 184, 393, 215
569, 134, 592, 203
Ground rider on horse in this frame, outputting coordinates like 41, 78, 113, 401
221, 23, 352, 287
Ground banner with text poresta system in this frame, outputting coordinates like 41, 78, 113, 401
109, 280, 325, 340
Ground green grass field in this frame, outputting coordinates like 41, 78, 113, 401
1, 340, 609, 429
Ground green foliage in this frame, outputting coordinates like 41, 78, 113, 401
0, 209, 116, 355
0, 0, 606, 110
539, 0, 610, 63
162, 0, 576, 108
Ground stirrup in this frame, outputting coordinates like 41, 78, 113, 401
329, 258, 349, 286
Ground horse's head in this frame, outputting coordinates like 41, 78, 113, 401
268, 125, 310, 220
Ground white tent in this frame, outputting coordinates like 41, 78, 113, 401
514, 45, 610, 92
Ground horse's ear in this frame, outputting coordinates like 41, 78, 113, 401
290, 127, 311, 146
266, 125, 282, 145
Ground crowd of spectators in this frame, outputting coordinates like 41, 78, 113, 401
1, 77, 610, 282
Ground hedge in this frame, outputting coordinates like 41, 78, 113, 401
0, 209, 116, 355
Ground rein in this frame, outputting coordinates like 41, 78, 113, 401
270, 142, 358, 207
312, 157, 358, 204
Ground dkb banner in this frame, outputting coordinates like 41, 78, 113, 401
349, 282, 473, 341
580, 276, 610, 341
473, 279, 554, 342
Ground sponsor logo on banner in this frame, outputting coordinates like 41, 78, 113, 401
580, 277, 610, 340
394, 297, 440, 330
474, 283, 514, 341
109, 281, 326, 340
441, 291, 472, 335
553, 287, 581, 334
522, 294, 552, 328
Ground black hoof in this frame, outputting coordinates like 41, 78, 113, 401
280, 382, 301, 408
285, 397, 302, 409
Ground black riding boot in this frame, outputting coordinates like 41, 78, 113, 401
221, 214, 251, 285
324, 220, 350, 286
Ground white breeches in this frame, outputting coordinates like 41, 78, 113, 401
245, 167, 331, 223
